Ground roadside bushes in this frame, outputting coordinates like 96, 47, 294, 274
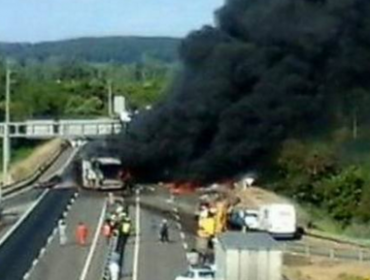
275, 139, 370, 228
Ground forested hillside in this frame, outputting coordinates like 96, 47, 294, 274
0, 36, 180, 63
0, 58, 173, 120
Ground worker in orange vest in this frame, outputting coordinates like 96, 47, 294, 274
76, 222, 88, 246
102, 220, 112, 244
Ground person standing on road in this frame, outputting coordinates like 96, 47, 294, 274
58, 219, 67, 246
76, 221, 88, 246
102, 220, 112, 244
109, 252, 120, 280
121, 217, 132, 243
159, 219, 169, 243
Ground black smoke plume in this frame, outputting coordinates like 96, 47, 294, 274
118, 0, 370, 183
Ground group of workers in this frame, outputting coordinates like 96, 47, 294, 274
102, 201, 132, 245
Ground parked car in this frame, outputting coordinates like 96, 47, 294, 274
175, 266, 215, 280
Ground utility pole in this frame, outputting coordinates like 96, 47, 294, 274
1, 68, 11, 202
107, 80, 113, 117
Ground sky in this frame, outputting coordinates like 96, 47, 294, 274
0, 0, 224, 43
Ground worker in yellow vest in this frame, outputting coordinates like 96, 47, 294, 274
121, 217, 132, 244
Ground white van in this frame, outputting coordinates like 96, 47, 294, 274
258, 203, 296, 238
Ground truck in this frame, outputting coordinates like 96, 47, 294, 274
257, 203, 296, 238
81, 157, 123, 190
228, 203, 297, 238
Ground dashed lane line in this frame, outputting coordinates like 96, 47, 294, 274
22, 192, 79, 280
0, 189, 49, 247
169, 194, 191, 255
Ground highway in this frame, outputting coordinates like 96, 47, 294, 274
0, 188, 75, 280
2, 147, 368, 280
121, 184, 370, 280
0, 145, 81, 280
121, 187, 192, 280
0, 146, 75, 241
2, 145, 75, 207
26, 191, 107, 280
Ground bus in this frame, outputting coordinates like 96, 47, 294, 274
82, 157, 123, 190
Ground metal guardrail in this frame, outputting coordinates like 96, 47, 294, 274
2, 142, 68, 197
101, 233, 119, 280
282, 241, 370, 262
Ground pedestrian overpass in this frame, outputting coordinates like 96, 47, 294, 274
0, 116, 129, 185
0, 118, 123, 139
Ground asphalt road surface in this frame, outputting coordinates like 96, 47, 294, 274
0, 188, 75, 280
27, 191, 107, 280
2, 145, 75, 209
0, 145, 80, 280
0, 146, 76, 241
122, 188, 189, 280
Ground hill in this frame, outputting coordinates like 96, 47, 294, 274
0, 36, 181, 63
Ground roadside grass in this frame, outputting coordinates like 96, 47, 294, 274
301, 205, 370, 246
11, 146, 35, 165
0, 139, 65, 183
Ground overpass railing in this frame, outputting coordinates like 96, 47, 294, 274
0, 119, 123, 138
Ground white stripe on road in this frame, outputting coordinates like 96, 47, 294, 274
79, 200, 107, 280
1, 146, 80, 248
4, 146, 79, 201
0, 189, 49, 247
49, 146, 81, 179
133, 190, 141, 280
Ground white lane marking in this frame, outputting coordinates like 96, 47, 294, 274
4, 146, 79, 201
79, 200, 107, 280
0, 189, 49, 247
23, 272, 30, 280
5, 147, 77, 200
183, 242, 188, 250
4, 185, 36, 200
32, 259, 39, 267
39, 247, 46, 257
177, 222, 182, 230
180, 232, 186, 240
47, 234, 54, 245
173, 207, 178, 213
23, 191, 79, 280
51, 146, 81, 178
174, 214, 180, 221
133, 191, 141, 280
